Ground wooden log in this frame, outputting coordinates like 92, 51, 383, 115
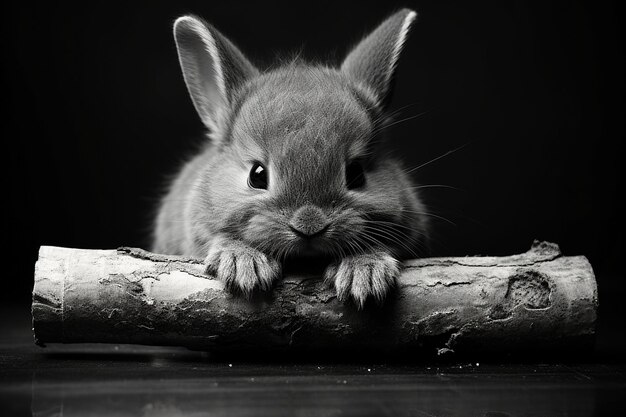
32, 241, 598, 358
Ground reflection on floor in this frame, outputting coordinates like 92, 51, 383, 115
1, 306, 625, 416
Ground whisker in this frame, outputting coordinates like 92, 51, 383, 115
409, 184, 461, 191
352, 233, 375, 254
396, 210, 457, 226
344, 237, 361, 257
381, 102, 421, 121
362, 219, 419, 232
362, 226, 418, 258
404, 143, 469, 175
363, 220, 429, 247
381, 111, 427, 130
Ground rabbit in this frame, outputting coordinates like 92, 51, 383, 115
153, 9, 429, 309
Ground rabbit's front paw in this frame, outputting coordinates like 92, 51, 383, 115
324, 252, 400, 309
205, 238, 281, 297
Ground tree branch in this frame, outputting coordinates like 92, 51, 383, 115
32, 241, 597, 358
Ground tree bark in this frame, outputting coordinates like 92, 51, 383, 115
32, 241, 597, 358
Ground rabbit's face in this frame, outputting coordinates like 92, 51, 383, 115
204, 67, 421, 260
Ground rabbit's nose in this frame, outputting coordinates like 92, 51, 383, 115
289, 205, 329, 237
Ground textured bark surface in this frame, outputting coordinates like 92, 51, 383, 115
32, 241, 598, 358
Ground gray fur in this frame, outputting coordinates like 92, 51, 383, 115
154, 10, 428, 308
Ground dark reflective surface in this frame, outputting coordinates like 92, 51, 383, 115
1, 306, 625, 416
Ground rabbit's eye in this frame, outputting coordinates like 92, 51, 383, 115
248, 162, 268, 190
346, 160, 366, 189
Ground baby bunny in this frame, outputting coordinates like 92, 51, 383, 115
153, 9, 429, 308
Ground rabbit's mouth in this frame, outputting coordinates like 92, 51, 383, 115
290, 234, 332, 256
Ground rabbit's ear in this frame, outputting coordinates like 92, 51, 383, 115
342, 9, 417, 110
174, 16, 258, 134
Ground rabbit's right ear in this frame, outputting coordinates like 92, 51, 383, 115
342, 9, 417, 110
173, 16, 258, 136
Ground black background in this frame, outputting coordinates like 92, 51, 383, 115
3, 1, 624, 351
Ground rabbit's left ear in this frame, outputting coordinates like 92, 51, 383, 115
341, 9, 417, 110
